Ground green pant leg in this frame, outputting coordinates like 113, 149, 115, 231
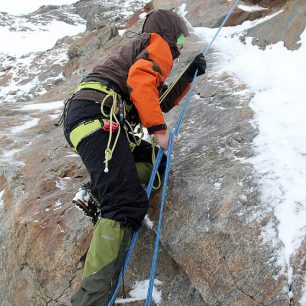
71, 218, 132, 306
136, 162, 153, 186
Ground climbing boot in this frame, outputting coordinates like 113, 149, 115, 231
71, 218, 132, 306
72, 181, 100, 224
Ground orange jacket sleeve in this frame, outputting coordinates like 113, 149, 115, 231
127, 33, 173, 134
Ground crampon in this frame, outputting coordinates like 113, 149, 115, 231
72, 181, 100, 224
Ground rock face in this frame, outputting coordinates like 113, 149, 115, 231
245, 0, 306, 50
0, 0, 305, 305
153, 0, 306, 50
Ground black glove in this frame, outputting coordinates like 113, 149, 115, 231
186, 53, 207, 79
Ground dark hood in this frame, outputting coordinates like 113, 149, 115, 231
142, 9, 189, 59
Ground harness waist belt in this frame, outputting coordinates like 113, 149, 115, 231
70, 119, 102, 150
82, 76, 122, 94
70, 81, 117, 97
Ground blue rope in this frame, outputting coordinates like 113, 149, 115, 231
145, 131, 175, 305
108, 1, 241, 304
145, 0, 242, 304
107, 149, 164, 306
203, 0, 241, 57
145, 68, 200, 305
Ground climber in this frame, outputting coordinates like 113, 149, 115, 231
62, 9, 206, 306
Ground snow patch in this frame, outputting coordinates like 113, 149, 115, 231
49, 114, 61, 120
65, 153, 79, 158
214, 182, 221, 189
73, 188, 90, 203
176, 3, 188, 17
144, 215, 154, 229
54, 199, 63, 210
10, 118, 40, 133
238, 4, 268, 12
0, 148, 24, 163
56, 177, 71, 190
0, 20, 85, 57
193, 10, 284, 39
0, 190, 4, 208
139, 12, 147, 19
118, 29, 126, 36
0, 49, 70, 103
20, 101, 64, 111
115, 279, 162, 304
1, 0, 79, 15
194, 13, 306, 286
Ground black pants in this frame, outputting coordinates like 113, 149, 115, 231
64, 99, 165, 230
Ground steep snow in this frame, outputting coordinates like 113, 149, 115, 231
0, 7, 86, 103
194, 11, 306, 297
0, 19, 85, 57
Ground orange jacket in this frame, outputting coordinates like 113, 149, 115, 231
79, 32, 191, 134
77, 10, 191, 134
127, 33, 173, 134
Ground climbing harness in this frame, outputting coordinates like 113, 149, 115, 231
62, 80, 119, 151
107, 0, 242, 305
69, 81, 117, 97
67, 78, 163, 181
67, 81, 139, 172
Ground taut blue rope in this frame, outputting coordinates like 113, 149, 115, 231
145, 131, 175, 304
107, 149, 164, 306
145, 0, 242, 304
108, 0, 241, 304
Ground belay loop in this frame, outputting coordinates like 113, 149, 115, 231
107, 0, 242, 305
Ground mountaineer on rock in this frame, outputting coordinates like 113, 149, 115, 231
62, 9, 206, 306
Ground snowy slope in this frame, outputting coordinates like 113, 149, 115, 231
0, 0, 147, 104
194, 6, 306, 303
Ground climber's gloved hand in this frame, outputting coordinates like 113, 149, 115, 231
186, 53, 207, 79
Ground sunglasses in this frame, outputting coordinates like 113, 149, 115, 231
176, 34, 185, 46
